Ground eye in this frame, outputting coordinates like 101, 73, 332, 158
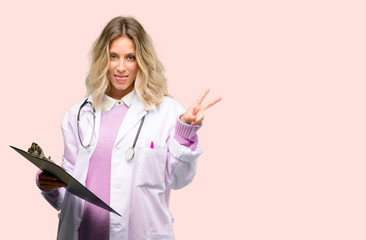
127, 55, 136, 60
110, 54, 118, 60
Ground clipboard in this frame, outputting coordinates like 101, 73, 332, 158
10, 145, 121, 217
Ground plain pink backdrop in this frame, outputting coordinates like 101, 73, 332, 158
1, 0, 366, 239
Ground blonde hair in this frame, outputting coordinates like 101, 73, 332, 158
86, 16, 169, 110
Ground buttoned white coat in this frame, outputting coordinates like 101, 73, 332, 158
43, 94, 203, 240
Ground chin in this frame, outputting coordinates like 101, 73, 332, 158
114, 83, 134, 91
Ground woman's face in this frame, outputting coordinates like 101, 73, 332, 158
107, 36, 139, 100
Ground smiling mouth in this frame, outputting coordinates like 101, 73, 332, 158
115, 75, 128, 82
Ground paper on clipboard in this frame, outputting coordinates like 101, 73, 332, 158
10, 145, 121, 217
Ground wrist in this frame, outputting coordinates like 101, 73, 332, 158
180, 115, 191, 125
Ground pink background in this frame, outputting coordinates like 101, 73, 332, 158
1, 0, 365, 239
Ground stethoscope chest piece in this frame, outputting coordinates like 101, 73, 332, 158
125, 147, 135, 161
124, 115, 146, 161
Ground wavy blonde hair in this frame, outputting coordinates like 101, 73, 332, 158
86, 16, 169, 110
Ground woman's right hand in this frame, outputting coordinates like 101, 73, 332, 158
38, 171, 67, 191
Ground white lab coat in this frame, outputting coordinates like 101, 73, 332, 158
44, 94, 203, 240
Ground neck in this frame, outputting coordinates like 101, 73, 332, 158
108, 84, 134, 100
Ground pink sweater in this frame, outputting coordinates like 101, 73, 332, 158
78, 104, 127, 239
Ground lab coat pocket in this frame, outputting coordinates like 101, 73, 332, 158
144, 232, 174, 240
137, 148, 167, 190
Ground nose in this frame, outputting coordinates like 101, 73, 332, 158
117, 59, 126, 72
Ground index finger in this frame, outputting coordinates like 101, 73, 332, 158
202, 97, 222, 111
40, 171, 58, 180
39, 174, 58, 181
195, 89, 210, 106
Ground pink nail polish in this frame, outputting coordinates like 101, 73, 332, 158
150, 141, 154, 149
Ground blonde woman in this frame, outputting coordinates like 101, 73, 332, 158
37, 16, 221, 240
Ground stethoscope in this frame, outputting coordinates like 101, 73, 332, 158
77, 98, 145, 160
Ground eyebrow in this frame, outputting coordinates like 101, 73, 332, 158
109, 51, 136, 56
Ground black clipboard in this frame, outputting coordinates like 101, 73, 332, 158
10, 145, 121, 217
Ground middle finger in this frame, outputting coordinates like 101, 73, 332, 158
195, 89, 210, 106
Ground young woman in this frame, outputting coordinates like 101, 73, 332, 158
37, 16, 221, 240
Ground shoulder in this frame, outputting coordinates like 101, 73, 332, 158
155, 97, 186, 116
68, 98, 87, 112
157, 96, 186, 114
61, 97, 89, 127
146, 97, 185, 122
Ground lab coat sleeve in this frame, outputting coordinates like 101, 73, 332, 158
40, 107, 79, 210
164, 99, 204, 190
166, 132, 203, 190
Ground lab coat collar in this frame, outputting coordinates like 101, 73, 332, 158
113, 93, 151, 146
101, 90, 136, 111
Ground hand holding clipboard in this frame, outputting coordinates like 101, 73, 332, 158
11, 144, 121, 216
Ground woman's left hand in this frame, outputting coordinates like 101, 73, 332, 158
180, 89, 222, 126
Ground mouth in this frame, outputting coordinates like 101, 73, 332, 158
114, 74, 128, 82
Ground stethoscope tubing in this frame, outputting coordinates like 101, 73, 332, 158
77, 97, 145, 160
77, 98, 95, 149
132, 115, 145, 149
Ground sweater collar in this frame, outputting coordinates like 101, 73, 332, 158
101, 89, 135, 112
